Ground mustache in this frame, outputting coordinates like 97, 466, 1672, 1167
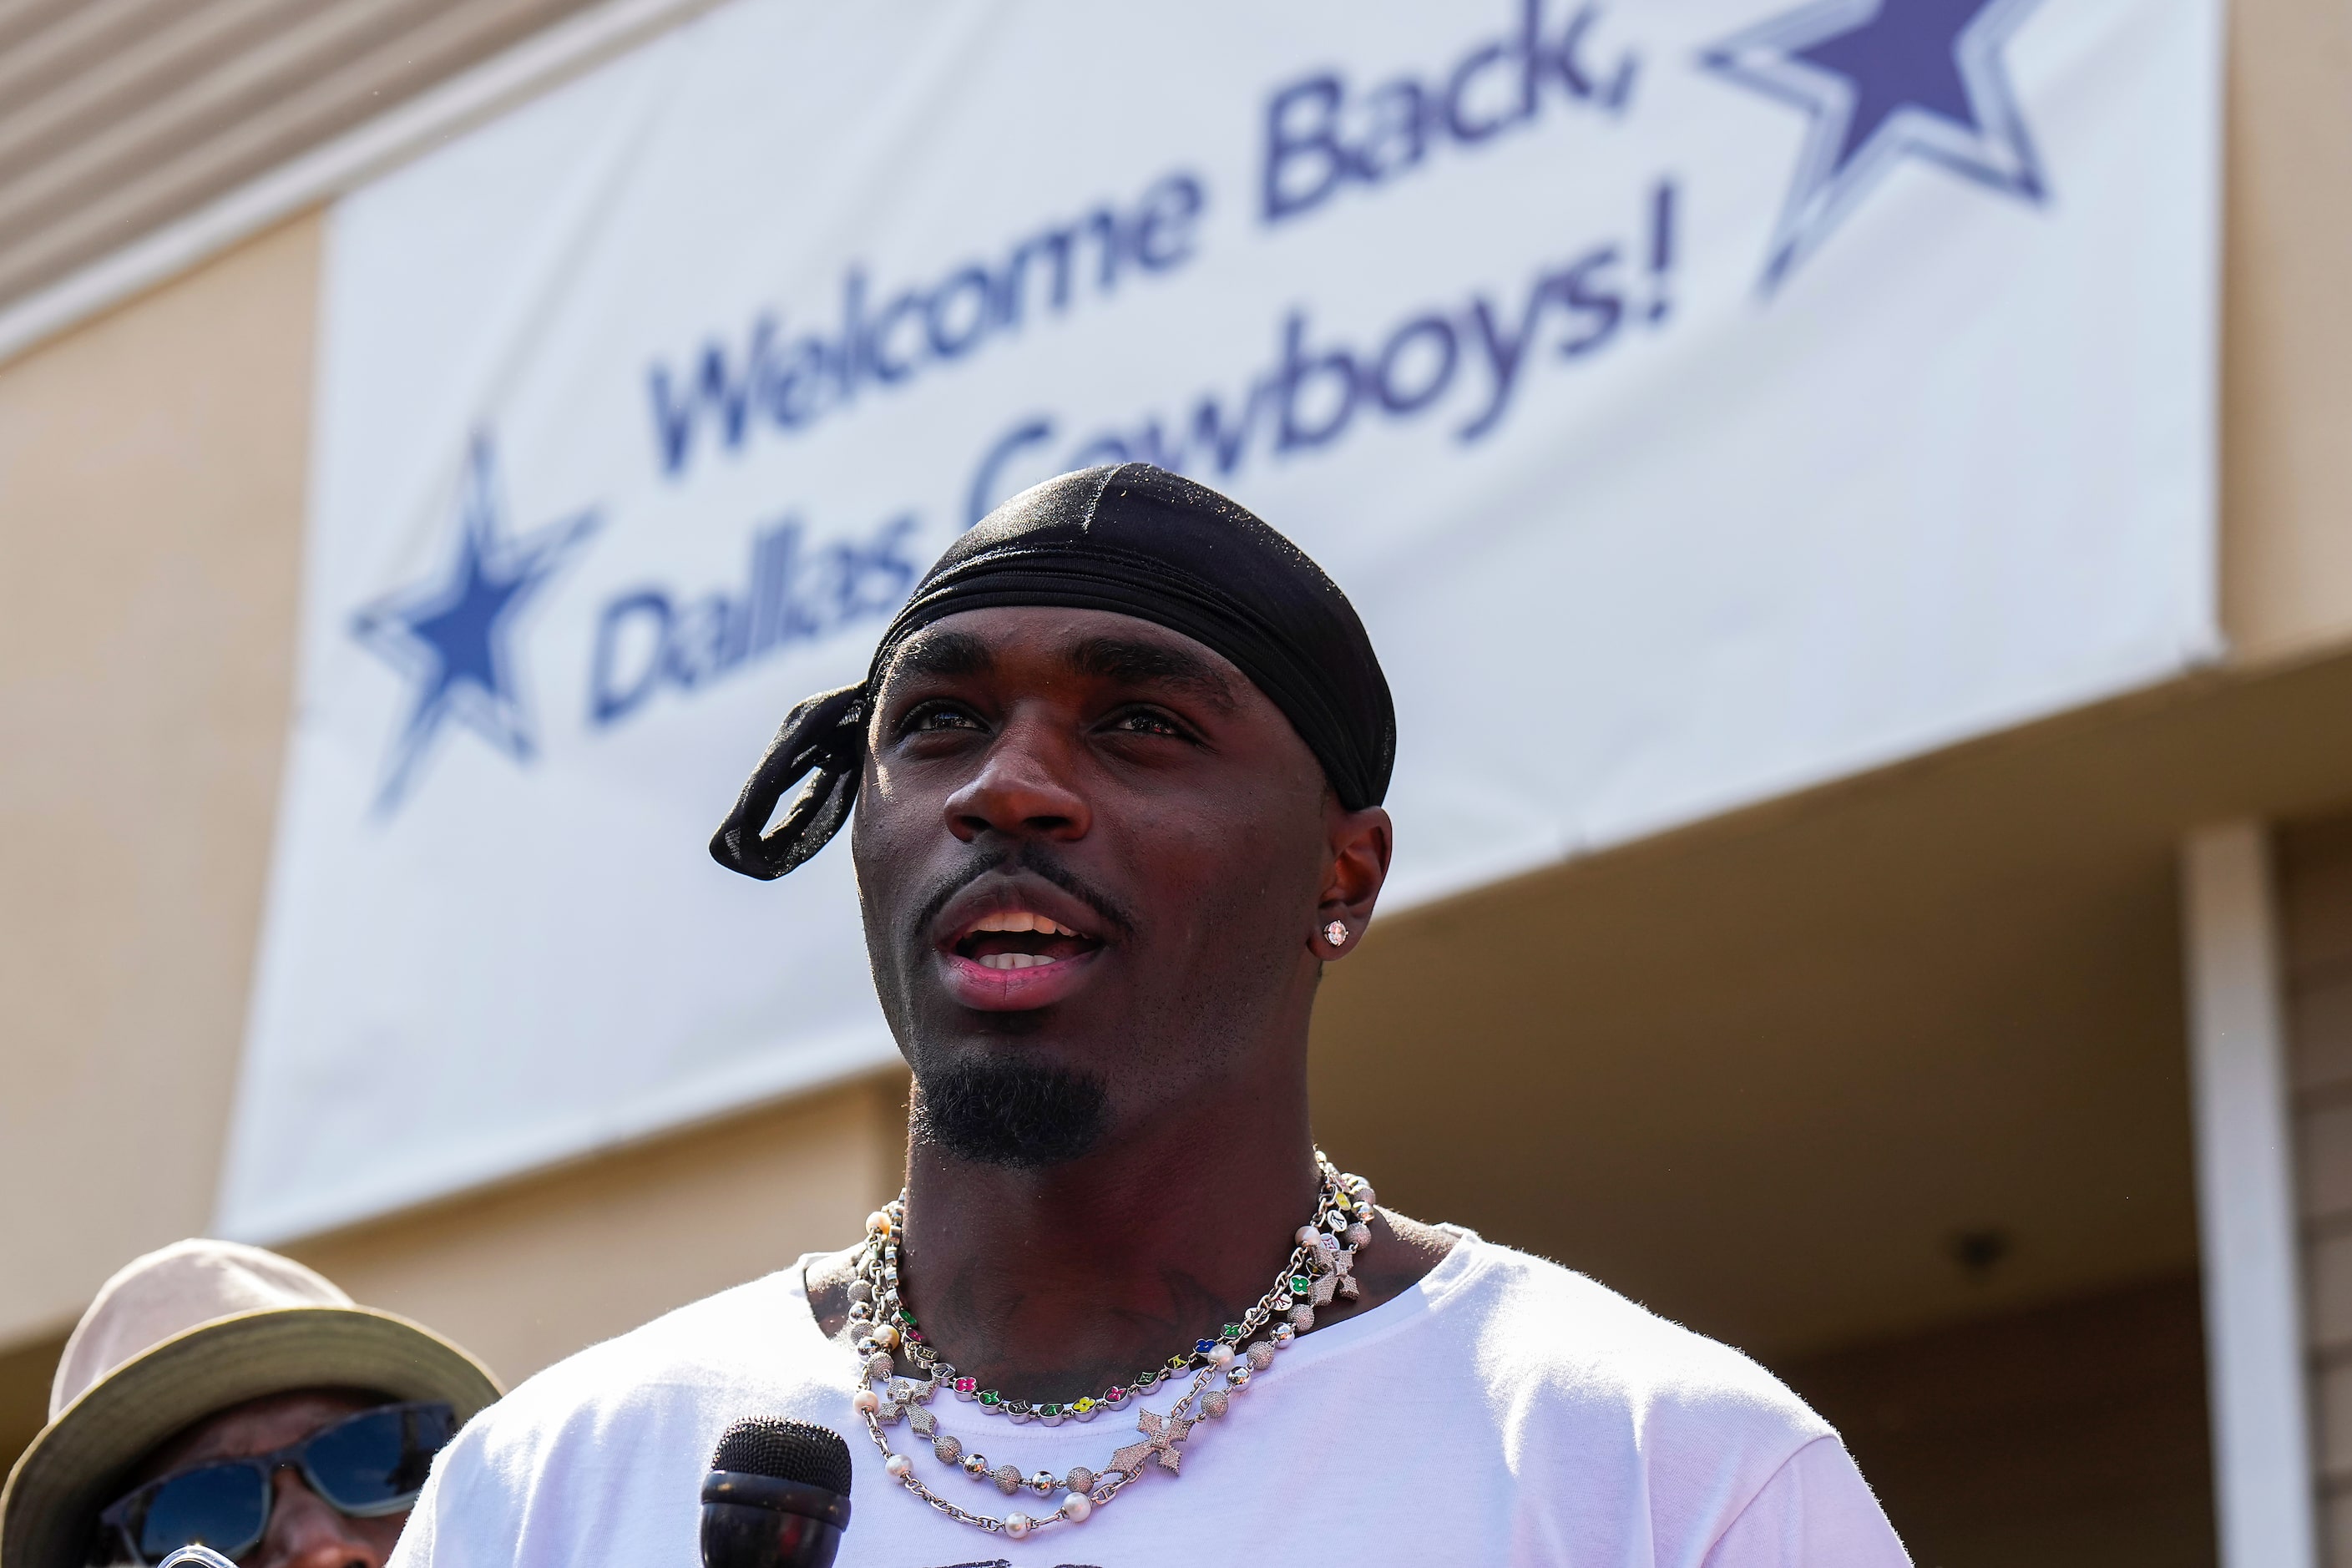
908, 842, 1140, 945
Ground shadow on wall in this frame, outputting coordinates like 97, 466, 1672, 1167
1774, 1272, 2214, 1568
0, 1331, 64, 1479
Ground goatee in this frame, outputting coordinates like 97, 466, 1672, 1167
911, 1058, 1108, 1168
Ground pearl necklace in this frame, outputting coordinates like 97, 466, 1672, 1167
847, 1155, 1374, 1540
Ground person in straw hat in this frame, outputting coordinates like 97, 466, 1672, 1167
1, 1239, 498, 1568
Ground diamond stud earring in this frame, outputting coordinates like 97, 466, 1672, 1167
1323, 920, 1348, 946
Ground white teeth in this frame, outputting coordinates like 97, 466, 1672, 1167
977, 953, 1058, 971
969, 911, 1079, 938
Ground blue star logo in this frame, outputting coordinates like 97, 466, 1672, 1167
1702, 0, 2049, 288
349, 433, 597, 814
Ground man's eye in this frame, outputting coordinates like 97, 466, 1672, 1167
1107, 710, 1186, 739
905, 702, 984, 734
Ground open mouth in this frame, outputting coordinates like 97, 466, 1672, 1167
950, 910, 1104, 971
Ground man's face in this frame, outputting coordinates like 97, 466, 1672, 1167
124, 1391, 403, 1568
852, 606, 1376, 1158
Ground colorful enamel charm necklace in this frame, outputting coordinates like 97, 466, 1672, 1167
845, 1152, 1374, 1540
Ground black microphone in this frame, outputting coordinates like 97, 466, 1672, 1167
701, 1418, 855, 1568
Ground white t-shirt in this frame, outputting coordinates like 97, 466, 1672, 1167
390, 1231, 1909, 1567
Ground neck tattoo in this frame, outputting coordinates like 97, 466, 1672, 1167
844, 1153, 1376, 1540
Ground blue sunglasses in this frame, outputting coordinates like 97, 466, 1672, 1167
94, 1401, 456, 1565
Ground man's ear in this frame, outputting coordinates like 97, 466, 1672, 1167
1312, 803, 1392, 958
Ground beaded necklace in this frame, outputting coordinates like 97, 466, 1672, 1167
846, 1154, 1375, 1540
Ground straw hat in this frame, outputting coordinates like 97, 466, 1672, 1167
1, 1240, 501, 1568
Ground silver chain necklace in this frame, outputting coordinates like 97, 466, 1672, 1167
845, 1153, 1374, 1540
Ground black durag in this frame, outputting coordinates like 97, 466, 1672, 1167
711, 463, 1396, 879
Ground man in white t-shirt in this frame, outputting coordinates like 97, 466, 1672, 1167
391, 464, 1909, 1567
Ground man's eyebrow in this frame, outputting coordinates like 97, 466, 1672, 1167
1068, 635, 1237, 710
881, 630, 994, 686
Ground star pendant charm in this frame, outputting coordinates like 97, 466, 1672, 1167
1111, 1405, 1195, 1476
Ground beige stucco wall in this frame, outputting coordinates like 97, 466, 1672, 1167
0, 214, 317, 1349
2221, 0, 2352, 662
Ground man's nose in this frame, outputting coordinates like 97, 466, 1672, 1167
258, 1472, 387, 1568
943, 713, 1090, 842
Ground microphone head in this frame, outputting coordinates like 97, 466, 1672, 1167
703, 1419, 854, 1568
711, 1418, 854, 1498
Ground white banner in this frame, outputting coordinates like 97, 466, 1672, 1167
224, 0, 2218, 1239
